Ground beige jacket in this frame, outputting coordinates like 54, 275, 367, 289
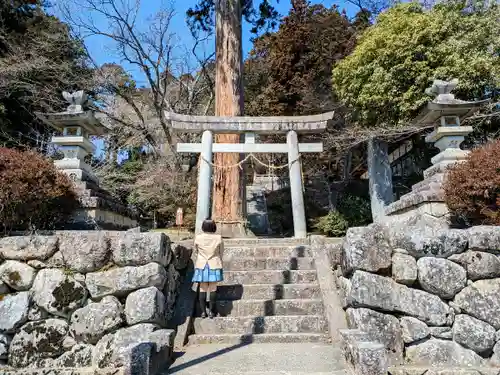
194, 233, 224, 270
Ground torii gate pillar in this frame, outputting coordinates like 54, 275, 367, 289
288, 130, 307, 238
196, 130, 214, 234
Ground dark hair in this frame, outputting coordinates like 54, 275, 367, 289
201, 219, 217, 233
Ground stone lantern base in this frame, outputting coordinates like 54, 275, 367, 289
384, 132, 472, 225
65, 180, 138, 230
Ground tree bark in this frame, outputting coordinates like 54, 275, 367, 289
212, 0, 244, 223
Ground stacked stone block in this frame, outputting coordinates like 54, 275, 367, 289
0, 231, 191, 374
336, 218, 500, 374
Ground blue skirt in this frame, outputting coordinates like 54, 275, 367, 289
192, 264, 224, 283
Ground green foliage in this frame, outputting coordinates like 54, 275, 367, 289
0, 147, 78, 233
314, 210, 349, 237
0, 1, 93, 148
338, 194, 372, 227
187, 0, 280, 34
245, 0, 360, 116
312, 194, 372, 237
98, 158, 144, 210
332, 1, 500, 127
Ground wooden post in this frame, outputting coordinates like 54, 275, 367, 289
213, 0, 245, 236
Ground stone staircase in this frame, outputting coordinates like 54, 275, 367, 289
188, 243, 330, 345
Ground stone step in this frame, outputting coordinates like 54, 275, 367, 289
224, 257, 315, 271
216, 283, 321, 300
224, 238, 307, 246
224, 246, 311, 258
167, 342, 346, 375
189, 332, 330, 345
193, 315, 327, 335
222, 270, 317, 285
214, 299, 324, 317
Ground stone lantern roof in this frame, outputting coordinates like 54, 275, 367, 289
412, 79, 490, 126
36, 91, 107, 136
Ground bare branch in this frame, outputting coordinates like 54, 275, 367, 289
59, 0, 215, 170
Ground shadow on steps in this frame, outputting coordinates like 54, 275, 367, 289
169, 339, 253, 373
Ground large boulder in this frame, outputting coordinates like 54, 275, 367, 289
58, 232, 111, 273
0, 236, 58, 261
405, 338, 484, 367
337, 275, 352, 309
429, 327, 452, 340
113, 233, 171, 267
171, 241, 194, 270
8, 319, 68, 367
0, 292, 30, 333
349, 271, 451, 326
164, 263, 181, 322
452, 314, 496, 354
341, 224, 391, 275
417, 258, 466, 299
389, 215, 467, 258
0, 281, 9, 294
399, 317, 430, 344
0, 261, 36, 291
467, 226, 500, 252
54, 344, 93, 367
346, 308, 403, 365
0, 333, 11, 359
392, 253, 417, 285
31, 269, 87, 318
491, 341, 500, 366
70, 296, 124, 344
92, 323, 175, 369
454, 278, 500, 329
45, 251, 65, 268
449, 251, 500, 281
125, 287, 165, 326
27, 304, 49, 321
86, 262, 167, 299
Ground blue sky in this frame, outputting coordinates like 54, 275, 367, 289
54, 0, 359, 160
66, 0, 359, 85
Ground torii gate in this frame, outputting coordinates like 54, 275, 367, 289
167, 111, 332, 238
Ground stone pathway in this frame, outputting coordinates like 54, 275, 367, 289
167, 240, 347, 374
166, 343, 347, 374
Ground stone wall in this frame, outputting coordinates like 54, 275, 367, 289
335, 216, 500, 374
0, 231, 191, 374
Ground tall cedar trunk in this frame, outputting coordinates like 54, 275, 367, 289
213, 0, 244, 222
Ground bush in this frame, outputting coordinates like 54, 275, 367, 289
444, 140, 500, 226
0, 148, 78, 233
314, 210, 349, 237
338, 194, 372, 227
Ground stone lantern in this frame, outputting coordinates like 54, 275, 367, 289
422, 79, 485, 171
36, 91, 138, 230
385, 79, 489, 222
37, 91, 105, 183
